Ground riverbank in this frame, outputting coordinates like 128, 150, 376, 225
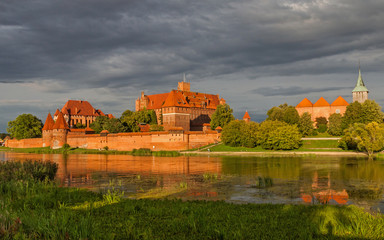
0, 146, 181, 157
1, 161, 383, 239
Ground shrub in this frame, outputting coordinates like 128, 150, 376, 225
328, 113, 343, 136
317, 124, 327, 133
258, 120, 302, 150
132, 148, 152, 156
221, 120, 259, 148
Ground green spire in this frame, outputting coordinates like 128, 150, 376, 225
352, 67, 369, 92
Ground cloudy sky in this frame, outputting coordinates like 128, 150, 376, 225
1, 0, 384, 132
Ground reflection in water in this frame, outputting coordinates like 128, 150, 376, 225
1, 152, 383, 211
301, 171, 349, 205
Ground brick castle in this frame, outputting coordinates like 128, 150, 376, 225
295, 67, 369, 121
136, 76, 226, 131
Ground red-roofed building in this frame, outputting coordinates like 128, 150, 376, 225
136, 79, 226, 131
296, 96, 349, 121
243, 111, 251, 123
54, 100, 111, 128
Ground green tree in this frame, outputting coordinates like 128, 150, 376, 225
298, 112, 314, 136
210, 104, 235, 130
257, 120, 301, 150
7, 114, 43, 140
221, 120, 259, 148
74, 123, 86, 129
267, 103, 299, 125
340, 122, 384, 158
221, 120, 244, 147
315, 117, 327, 128
120, 109, 158, 132
361, 100, 384, 124
104, 118, 125, 133
90, 116, 110, 133
241, 121, 259, 148
342, 100, 384, 130
328, 113, 343, 136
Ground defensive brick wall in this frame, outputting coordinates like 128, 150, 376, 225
5, 138, 43, 148
6, 131, 220, 151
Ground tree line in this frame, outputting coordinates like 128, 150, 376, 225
211, 100, 384, 156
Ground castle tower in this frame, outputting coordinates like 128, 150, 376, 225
243, 111, 251, 123
352, 67, 369, 103
52, 111, 69, 149
177, 73, 190, 92
42, 113, 55, 147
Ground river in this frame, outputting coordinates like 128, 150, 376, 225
1, 152, 383, 212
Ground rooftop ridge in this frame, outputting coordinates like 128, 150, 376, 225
313, 97, 330, 107
53, 111, 69, 130
42, 113, 55, 131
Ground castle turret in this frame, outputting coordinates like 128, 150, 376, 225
42, 113, 55, 147
352, 67, 369, 103
52, 111, 69, 149
177, 73, 190, 92
243, 111, 251, 123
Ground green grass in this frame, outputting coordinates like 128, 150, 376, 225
1, 161, 383, 239
300, 140, 340, 149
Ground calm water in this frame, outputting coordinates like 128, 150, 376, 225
1, 152, 384, 212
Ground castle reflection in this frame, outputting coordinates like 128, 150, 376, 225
301, 171, 349, 205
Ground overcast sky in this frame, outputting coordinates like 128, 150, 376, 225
1, 0, 384, 132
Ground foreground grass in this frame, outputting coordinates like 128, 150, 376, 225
1, 161, 384, 239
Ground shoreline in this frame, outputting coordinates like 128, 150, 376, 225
182, 151, 368, 157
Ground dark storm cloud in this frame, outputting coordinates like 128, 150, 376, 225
1, 0, 384, 90
252, 86, 348, 97
1, 0, 384, 132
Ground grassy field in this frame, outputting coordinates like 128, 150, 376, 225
300, 139, 340, 149
1, 160, 383, 239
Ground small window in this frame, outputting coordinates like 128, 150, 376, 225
336, 109, 340, 114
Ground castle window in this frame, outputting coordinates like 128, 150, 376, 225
336, 109, 340, 114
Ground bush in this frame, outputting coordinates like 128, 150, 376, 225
221, 120, 259, 148
258, 120, 302, 150
328, 113, 343, 136
132, 148, 152, 156
317, 124, 327, 133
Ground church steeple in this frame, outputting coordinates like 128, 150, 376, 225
352, 66, 369, 103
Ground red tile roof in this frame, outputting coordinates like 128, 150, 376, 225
53, 111, 69, 130
61, 100, 105, 116
331, 96, 349, 106
313, 97, 330, 107
42, 113, 55, 131
54, 109, 60, 116
163, 90, 190, 107
146, 93, 170, 110
296, 98, 313, 108
85, 127, 95, 132
145, 89, 221, 110
243, 111, 251, 119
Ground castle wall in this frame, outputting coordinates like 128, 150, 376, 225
296, 106, 347, 122
330, 106, 347, 115
42, 130, 53, 147
5, 138, 43, 148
